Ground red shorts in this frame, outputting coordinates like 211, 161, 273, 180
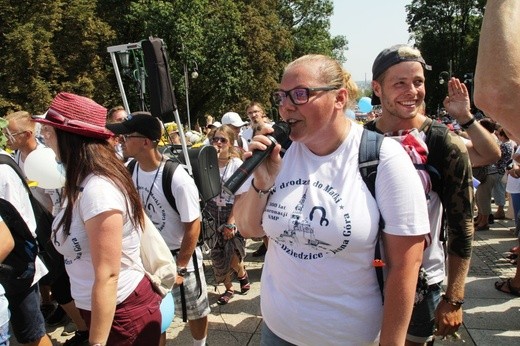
80, 276, 162, 346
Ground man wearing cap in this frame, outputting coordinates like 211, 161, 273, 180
366, 44, 474, 345
107, 112, 210, 346
221, 112, 248, 151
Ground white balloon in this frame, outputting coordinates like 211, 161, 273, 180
24, 147, 65, 189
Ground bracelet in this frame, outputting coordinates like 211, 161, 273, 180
460, 117, 476, 130
251, 179, 275, 197
441, 294, 464, 307
224, 223, 236, 230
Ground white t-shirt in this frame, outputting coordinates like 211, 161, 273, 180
0, 151, 48, 286
214, 157, 251, 205
132, 161, 202, 270
506, 146, 520, 194
242, 122, 274, 143
260, 122, 429, 345
52, 174, 144, 310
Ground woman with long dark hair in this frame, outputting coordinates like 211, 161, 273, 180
34, 92, 162, 346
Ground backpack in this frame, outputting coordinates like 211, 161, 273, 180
0, 154, 63, 277
357, 129, 387, 303
127, 158, 180, 214
363, 120, 450, 304
364, 119, 448, 195
0, 198, 38, 295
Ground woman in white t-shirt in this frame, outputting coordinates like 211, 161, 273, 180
207, 125, 251, 305
34, 92, 162, 346
235, 55, 429, 345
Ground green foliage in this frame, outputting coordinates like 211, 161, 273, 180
0, 0, 347, 127
406, 0, 485, 115
0, 0, 116, 114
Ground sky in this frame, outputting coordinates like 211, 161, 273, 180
330, 0, 412, 84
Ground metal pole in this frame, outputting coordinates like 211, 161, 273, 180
109, 52, 131, 113
184, 62, 191, 131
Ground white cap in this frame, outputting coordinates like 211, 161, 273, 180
221, 112, 247, 127
208, 121, 222, 128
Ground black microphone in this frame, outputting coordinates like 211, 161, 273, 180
223, 122, 291, 195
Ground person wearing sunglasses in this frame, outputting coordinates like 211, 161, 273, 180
207, 125, 251, 305
107, 112, 210, 346
234, 54, 429, 345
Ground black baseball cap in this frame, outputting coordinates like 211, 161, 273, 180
106, 111, 162, 141
371, 44, 432, 105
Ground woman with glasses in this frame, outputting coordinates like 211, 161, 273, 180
234, 54, 429, 345
207, 125, 251, 305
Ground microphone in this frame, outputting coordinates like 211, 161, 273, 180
223, 122, 291, 195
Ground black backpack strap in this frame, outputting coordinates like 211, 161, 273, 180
423, 121, 449, 243
422, 120, 449, 192
162, 159, 179, 215
358, 128, 385, 304
127, 158, 137, 175
0, 154, 30, 194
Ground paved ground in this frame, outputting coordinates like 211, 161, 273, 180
10, 209, 520, 345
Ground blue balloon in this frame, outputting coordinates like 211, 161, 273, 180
160, 293, 175, 333
358, 97, 373, 114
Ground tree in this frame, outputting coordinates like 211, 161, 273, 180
0, 0, 116, 115
406, 0, 485, 115
0, 0, 347, 125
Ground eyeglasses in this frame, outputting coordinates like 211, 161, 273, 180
121, 134, 146, 142
2, 128, 28, 142
211, 136, 228, 144
272, 86, 339, 106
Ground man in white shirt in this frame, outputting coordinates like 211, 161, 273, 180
107, 112, 210, 346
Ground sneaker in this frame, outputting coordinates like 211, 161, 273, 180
64, 330, 89, 346
46, 305, 68, 327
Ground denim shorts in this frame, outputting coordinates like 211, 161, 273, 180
407, 282, 442, 343
7, 284, 46, 344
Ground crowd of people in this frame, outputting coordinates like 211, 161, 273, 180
1, 0, 520, 345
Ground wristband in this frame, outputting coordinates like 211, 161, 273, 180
460, 117, 476, 130
441, 294, 464, 307
251, 179, 275, 197
224, 223, 236, 230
